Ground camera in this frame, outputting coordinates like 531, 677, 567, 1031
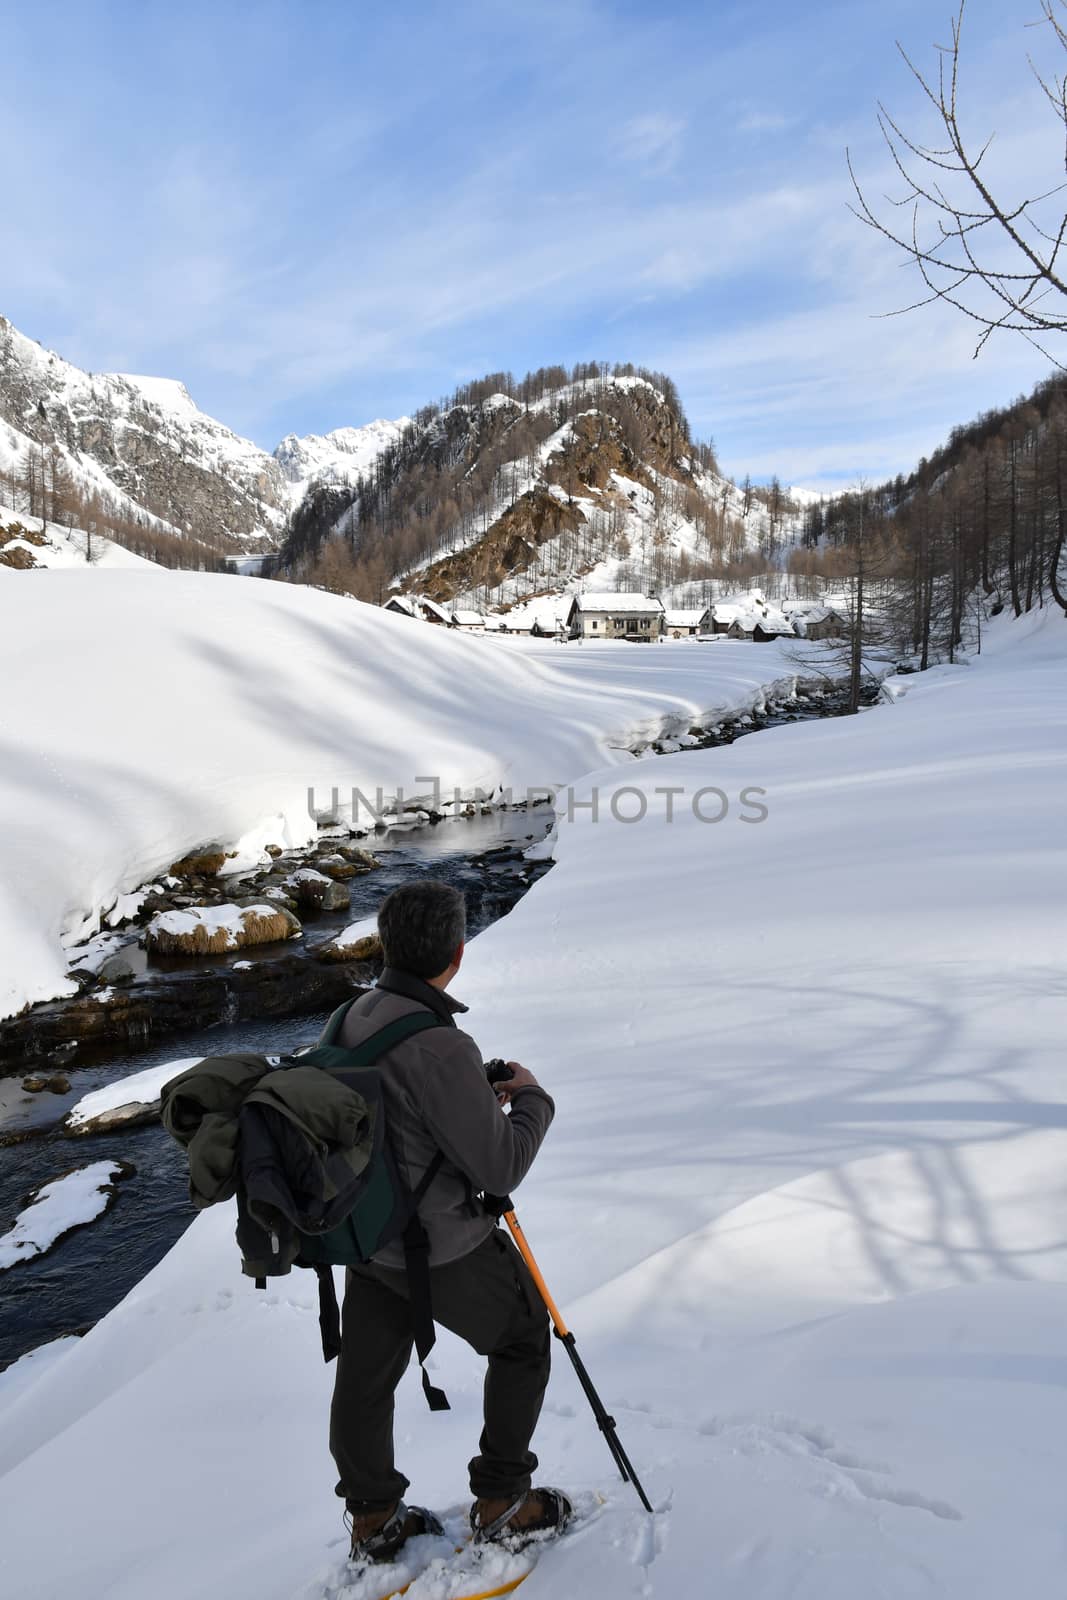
484, 1058, 513, 1086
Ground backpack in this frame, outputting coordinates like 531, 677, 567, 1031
164, 998, 452, 1410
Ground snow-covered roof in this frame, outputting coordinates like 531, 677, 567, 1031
451, 609, 485, 626
781, 600, 836, 621
383, 592, 452, 623
491, 597, 569, 631
573, 592, 664, 614
665, 609, 708, 627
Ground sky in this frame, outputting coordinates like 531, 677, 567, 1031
1, 0, 1064, 490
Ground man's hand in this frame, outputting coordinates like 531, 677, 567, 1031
493, 1061, 541, 1104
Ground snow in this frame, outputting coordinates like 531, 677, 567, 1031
0, 317, 288, 544
147, 904, 282, 949
572, 591, 663, 614
0, 1161, 127, 1270
490, 597, 570, 633
0, 1337, 81, 1406
0, 506, 162, 572
0, 570, 811, 1019
273, 418, 410, 502
64, 1058, 201, 1131
109, 373, 203, 422
0, 609, 1062, 1595
329, 916, 379, 949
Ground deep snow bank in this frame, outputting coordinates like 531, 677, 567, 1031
0, 610, 1063, 1599
0, 570, 808, 1019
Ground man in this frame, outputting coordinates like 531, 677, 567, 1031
330, 878, 570, 1562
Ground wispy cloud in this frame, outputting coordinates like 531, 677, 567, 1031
615, 114, 686, 175
0, 0, 1060, 484
736, 107, 793, 134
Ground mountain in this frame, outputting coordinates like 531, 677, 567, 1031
275, 365, 794, 609
0, 319, 794, 595
272, 418, 411, 501
0, 316, 290, 554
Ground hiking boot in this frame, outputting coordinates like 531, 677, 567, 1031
470, 1487, 573, 1548
348, 1499, 443, 1563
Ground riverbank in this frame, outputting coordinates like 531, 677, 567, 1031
1, 610, 1062, 1598
0, 569, 826, 1022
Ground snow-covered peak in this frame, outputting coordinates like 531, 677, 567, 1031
273, 417, 410, 498
0, 314, 290, 551
107, 374, 202, 421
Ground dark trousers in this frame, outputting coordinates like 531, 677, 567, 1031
330, 1227, 551, 1510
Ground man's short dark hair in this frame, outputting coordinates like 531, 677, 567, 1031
377, 880, 467, 979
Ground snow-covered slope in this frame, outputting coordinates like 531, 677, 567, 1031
0, 611, 1062, 1598
0, 507, 160, 571
0, 316, 290, 550
278, 371, 795, 611
0, 569, 812, 1020
273, 418, 410, 500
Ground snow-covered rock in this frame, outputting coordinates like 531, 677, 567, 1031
0, 315, 289, 549
0, 569, 811, 1020
0, 1161, 133, 1269
144, 903, 299, 955
0, 610, 1062, 1596
63, 1058, 200, 1135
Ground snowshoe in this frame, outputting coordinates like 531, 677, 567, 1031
470, 1487, 573, 1550
348, 1499, 444, 1563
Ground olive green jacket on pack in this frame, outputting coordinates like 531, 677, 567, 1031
160, 1052, 375, 1214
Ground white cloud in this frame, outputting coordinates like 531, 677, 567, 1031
735, 108, 793, 134
615, 113, 686, 175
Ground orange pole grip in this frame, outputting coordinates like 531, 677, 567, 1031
503, 1210, 571, 1338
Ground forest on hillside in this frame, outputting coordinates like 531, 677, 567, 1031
277, 361, 714, 601
788, 372, 1067, 669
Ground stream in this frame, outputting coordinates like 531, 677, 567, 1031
0, 678, 880, 1372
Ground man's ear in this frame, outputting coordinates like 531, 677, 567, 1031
452, 940, 465, 970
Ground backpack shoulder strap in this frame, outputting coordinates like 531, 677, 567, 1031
316, 1001, 453, 1412
318, 1001, 444, 1057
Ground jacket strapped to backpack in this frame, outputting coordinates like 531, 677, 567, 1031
161, 998, 453, 1411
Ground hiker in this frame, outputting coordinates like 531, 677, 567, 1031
330, 878, 571, 1563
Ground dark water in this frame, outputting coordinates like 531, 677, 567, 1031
0, 810, 552, 1370
0, 683, 878, 1371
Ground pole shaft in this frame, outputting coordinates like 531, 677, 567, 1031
503, 1211, 571, 1336
501, 1210, 654, 1515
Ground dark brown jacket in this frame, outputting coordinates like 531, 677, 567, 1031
339, 968, 555, 1267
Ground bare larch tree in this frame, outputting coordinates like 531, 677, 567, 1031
848, 1, 1067, 367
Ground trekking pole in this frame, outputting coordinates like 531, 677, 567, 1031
502, 1206, 654, 1514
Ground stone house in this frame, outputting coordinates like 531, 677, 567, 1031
566, 592, 665, 641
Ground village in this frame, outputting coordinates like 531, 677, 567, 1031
382, 589, 848, 643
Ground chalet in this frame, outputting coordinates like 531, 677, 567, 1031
450, 609, 487, 632
664, 608, 710, 638
780, 601, 846, 640
566, 592, 665, 641
726, 608, 795, 642
381, 593, 452, 625
707, 602, 746, 635
491, 598, 569, 637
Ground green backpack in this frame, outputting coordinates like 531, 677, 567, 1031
246, 998, 451, 1410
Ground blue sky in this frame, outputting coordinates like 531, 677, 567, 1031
1, 0, 1061, 488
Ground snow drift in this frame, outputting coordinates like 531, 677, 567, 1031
0, 609, 1063, 1598
0, 569, 808, 1019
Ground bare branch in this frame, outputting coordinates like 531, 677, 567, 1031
849, 0, 1067, 356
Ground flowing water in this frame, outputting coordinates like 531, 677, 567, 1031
0, 680, 879, 1370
